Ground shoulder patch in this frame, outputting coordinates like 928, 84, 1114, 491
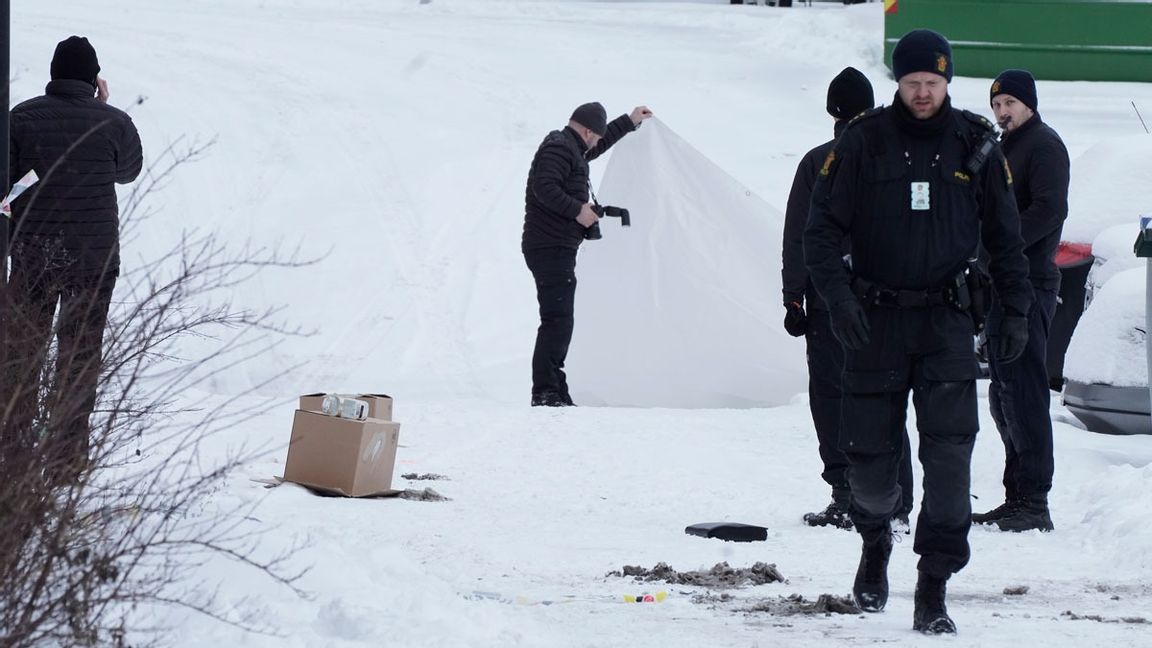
847, 106, 885, 126
819, 150, 836, 176
1003, 157, 1013, 186
958, 109, 995, 134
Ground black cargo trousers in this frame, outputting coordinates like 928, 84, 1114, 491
807, 307, 915, 514
987, 286, 1059, 502
841, 304, 979, 579
1, 243, 117, 479
524, 246, 578, 401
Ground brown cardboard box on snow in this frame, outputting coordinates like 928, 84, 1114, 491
298, 393, 393, 421
283, 409, 401, 497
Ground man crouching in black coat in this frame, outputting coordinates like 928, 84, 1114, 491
522, 102, 652, 407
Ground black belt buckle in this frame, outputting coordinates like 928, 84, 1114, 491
874, 288, 900, 307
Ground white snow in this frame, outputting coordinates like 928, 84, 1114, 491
1065, 267, 1147, 387
1065, 137, 1152, 244
1089, 223, 1144, 288
1062, 224, 1146, 386
10, 0, 1152, 646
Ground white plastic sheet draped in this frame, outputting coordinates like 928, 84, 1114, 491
569, 118, 806, 408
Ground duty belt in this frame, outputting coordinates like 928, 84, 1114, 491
851, 277, 952, 309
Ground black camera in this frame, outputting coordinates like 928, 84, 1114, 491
583, 204, 631, 240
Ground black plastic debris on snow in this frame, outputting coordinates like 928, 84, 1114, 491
685, 522, 768, 543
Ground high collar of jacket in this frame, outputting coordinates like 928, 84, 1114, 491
563, 125, 589, 153
833, 118, 850, 138
1001, 112, 1043, 142
891, 93, 953, 138
46, 79, 96, 98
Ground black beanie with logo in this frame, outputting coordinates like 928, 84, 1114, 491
990, 69, 1038, 112
891, 29, 953, 82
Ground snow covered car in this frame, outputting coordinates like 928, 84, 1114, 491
1062, 226, 1151, 435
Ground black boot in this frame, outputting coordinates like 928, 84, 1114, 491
803, 499, 853, 530
531, 391, 572, 407
992, 499, 1054, 532
913, 571, 956, 634
852, 523, 892, 612
971, 499, 1020, 524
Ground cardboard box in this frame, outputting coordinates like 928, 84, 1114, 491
298, 393, 393, 421
283, 410, 401, 497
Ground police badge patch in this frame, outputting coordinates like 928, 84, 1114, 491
820, 150, 836, 176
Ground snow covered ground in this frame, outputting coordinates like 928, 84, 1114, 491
10, 0, 1152, 645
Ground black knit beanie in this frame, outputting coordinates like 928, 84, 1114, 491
50, 36, 100, 85
570, 102, 608, 136
891, 29, 953, 82
826, 67, 875, 120
990, 69, 1038, 112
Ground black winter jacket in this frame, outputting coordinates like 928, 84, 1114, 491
805, 97, 1033, 318
522, 114, 635, 251
999, 114, 1069, 291
9, 79, 143, 276
782, 120, 852, 312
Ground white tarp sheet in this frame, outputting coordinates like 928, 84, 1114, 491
569, 118, 806, 408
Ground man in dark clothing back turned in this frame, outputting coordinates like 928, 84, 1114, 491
522, 101, 652, 407
782, 67, 914, 532
2, 36, 143, 478
973, 69, 1070, 533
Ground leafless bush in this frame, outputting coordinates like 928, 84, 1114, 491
0, 140, 312, 647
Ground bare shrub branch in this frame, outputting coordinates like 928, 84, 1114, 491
1, 140, 316, 648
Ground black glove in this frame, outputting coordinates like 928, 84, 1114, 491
995, 314, 1029, 363
783, 301, 808, 337
829, 298, 871, 351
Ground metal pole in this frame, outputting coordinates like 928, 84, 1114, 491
1146, 258, 1152, 425
1, 0, 10, 360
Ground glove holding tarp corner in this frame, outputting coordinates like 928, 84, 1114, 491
1, 170, 40, 218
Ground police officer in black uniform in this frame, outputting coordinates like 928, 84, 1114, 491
974, 70, 1070, 532
782, 67, 915, 532
522, 102, 652, 407
805, 30, 1032, 634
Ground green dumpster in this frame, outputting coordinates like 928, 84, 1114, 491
883, 0, 1152, 82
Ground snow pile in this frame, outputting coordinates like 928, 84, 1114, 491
1064, 134, 1152, 243
1089, 223, 1143, 289
1064, 267, 1146, 386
